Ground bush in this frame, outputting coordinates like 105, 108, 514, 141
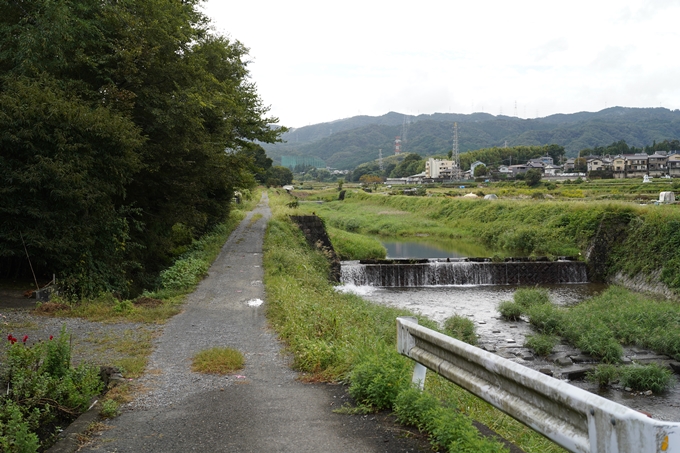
587, 364, 619, 388
348, 351, 412, 411
619, 364, 673, 393
159, 257, 209, 290
0, 327, 103, 451
525, 303, 563, 335
524, 334, 558, 356
513, 288, 550, 309
575, 325, 623, 363
443, 315, 477, 345
393, 387, 439, 430
497, 301, 522, 320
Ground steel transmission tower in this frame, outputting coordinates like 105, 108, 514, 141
451, 122, 461, 180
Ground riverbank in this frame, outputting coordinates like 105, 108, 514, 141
294, 190, 680, 298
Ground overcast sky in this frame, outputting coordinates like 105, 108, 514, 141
201, 0, 680, 129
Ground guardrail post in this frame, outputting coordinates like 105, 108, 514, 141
397, 317, 427, 390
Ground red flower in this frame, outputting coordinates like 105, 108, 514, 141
49, 335, 53, 341
8, 335, 17, 344
22, 335, 28, 343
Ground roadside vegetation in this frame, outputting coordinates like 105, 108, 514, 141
0, 193, 259, 451
1, 328, 102, 452
264, 191, 564, 453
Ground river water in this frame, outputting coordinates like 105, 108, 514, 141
338, 239, 680, 422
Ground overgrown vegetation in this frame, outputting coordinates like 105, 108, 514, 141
0, 327, 103, 452
587, 363, 673, 393
263, 191, 561, 453
0, 0, 283, 298
443, 315, 477, 345
500, 287, 680, 369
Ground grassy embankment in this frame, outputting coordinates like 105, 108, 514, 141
295, 189, 680, 293
263, 191, 564, 453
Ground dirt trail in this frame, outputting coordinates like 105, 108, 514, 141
81, 193, 427, 452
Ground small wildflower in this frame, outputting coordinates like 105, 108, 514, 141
49, 335, 54, 340
22, 335, 28, 343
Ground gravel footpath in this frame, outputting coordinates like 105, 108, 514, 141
79, 193, 430, 453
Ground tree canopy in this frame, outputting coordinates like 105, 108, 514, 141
0, 0, 283, 295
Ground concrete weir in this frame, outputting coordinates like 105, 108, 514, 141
341, 258, 589, 287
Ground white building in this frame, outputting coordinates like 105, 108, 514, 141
425, 158, 454, 179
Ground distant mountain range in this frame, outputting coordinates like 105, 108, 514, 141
261, 107, 680, 170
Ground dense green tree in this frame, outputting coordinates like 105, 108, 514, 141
0, 0, 283, 295
266, 166, 294, 187
473, 164, 488, 177
390, 154, 424, 177
524, 169, 542, 187
240, 144, 273, 184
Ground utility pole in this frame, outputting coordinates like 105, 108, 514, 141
378, 149, 383, 172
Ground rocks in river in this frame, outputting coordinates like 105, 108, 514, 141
562, 368, 590, 381
570, 354, 597, 364
548, 353, 573, 366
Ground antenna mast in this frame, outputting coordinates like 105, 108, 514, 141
378, 149, 383, 172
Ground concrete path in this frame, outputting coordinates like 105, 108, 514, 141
82, 193, 426, 452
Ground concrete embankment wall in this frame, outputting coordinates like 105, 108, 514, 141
290, 215, 341, 282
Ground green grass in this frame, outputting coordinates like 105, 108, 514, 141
443, 315, 477, 345
263, 190, 561, 453
191, 347, 245, 375
327, 227, 386, 260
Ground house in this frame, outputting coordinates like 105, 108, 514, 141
668, 152, 680, 177
625, 153, 649, 177
529, 156, 554, 166
543, 164, 561, 176
425, 158, 454, 179
587, 157, 612, 172
563, 158, 576, 172
497, 165, 512, 174
509, 164, 529, 176
648, 152, 669, 177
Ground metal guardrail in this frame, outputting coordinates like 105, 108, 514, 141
396, 316, 680, 453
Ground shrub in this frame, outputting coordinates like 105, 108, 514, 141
524, 334, 558, 356
159, 257, 208, 290
619, 364, 673, 393
575, 326, 622, 363
1, 327, 103, 451
498, 301, 522, 320
348, 351, 412, 411
443, 315, 477, 345
587, 364, 619, 388
513, 288, 550, 309
525, 303, 563, 335
100, 399, 120, 419
393, 387, 439, 430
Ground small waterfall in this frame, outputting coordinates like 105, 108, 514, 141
341, 260, 588, 287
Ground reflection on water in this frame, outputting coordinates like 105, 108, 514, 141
380, 238, 494, 259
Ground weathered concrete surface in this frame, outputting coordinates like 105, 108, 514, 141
80, 193, 429, 453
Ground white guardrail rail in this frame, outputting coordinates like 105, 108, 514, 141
396, 316, 680, 453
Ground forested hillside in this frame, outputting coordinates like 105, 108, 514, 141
0, 0, 283, 296
263, 108, 680, 169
